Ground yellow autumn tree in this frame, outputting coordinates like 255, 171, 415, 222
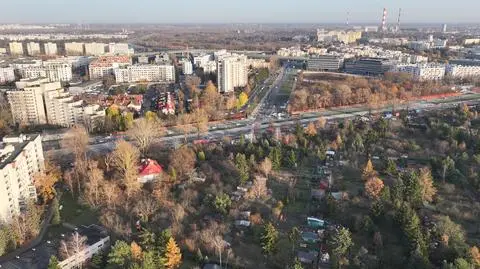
418, 167, 437, 203
470, 246, 480, 266
304, 122, 317, 137
365, 177, 384, 199
362, 159, 376, 181
131, 241, 143, 261
237, 92, 249, 109
34, 161, 61, 203
163, 237, 182, 269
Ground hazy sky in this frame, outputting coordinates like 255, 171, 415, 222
1, 0, 479, 24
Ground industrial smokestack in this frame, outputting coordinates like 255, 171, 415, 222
397, 8, 402, 32
381, 8, 387, 32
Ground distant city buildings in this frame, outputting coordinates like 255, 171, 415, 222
246, 58, 270, 69
84, 42, 106, 56
394, 63, 445, 80
65, 42, 85, 56
19, 62, 72, 82
114, 64, 175, 83
44, 42, 58, 56
26, 42, 41, 56
108, 43, 133, 55
446, 64, 480, 78
307, 55, 343, 71
181, 59, 193, 75
9, 42, 23, 55
464, 38, 480, 45
344, 58, 394, 76
89, 56, 131, 79
0, 67, 15, 84
217, 53, 248, 93
316, 29, 362, 44
277, 47, 306, 57
0, 134, 44, 222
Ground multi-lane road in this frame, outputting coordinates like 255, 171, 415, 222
45, 66, 480, 163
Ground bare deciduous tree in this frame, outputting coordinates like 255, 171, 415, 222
246, 175, 268, 200
127, 118, 163, 154
110, 141, 141, 197
61, 125, 89, 161
82, 162, 105, 208
259, 158, 272, 177
134, 194, 159, 222
59, 232, 88, 260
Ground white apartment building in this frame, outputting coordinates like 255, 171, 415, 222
7, 78, 101, 128
395, 64, 446, 80
0, 134, 44, 222
182, 60, 193, 75
446, 64, 480, 79
43, 90, 84, 127
7, 78, 53, 125
108, 43, 133, 55
194, 54, 212, 68
0, 67, 15, 84
19, 62, 72, 82
44, 63, 73, 82
114, 65, 175, 83
58, 235, 110, 269
9, 42, 23, 55
246, 59, 270, 69
217, 54, 248, 93
26, 42, 41, 56
65, 42, 84, 56
203, 61, 217, 73
44, 42, 58, 56
84, 42, 106, 56
89, 56, 132, 79
0, 48, 7, 55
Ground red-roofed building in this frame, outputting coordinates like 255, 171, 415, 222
138, 159, 163, 183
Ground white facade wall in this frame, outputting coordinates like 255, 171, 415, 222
84, 43, 106, 56
9, 42, 23, 55
114, 65, 175, 83
108, 43, 132, 55
58, 236, 110, 269
26, 42, 41, 56
19, 63, 72, 82
7, 78, 54, 125
44, 42, 58, 56
446, 65, 480, 78
65, 42, 84, 55
0, 135, 44, 222
182, 60, 193, 75
0, 67, 15, 84
395, 64, 445, 80
217, 54, 248, 93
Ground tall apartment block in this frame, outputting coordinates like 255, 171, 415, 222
217, 54, 248, 93
0, 134, 44, 222
27, 42, 41, 56
44, 42, 58, 56
65, 42, 84, 56
9, 42, 24, 55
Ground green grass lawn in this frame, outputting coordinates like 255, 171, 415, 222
59, 192, 99, 226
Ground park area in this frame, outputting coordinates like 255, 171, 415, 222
288, 71, 457, 114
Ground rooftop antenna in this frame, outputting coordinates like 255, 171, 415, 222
381, 8, 387, 32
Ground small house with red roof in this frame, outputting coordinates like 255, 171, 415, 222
138, 158, 163, 183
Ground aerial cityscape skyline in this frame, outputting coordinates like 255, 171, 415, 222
1, 0, 480, 24
2, 1, 480, 268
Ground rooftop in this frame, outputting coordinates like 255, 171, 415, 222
0, 134, 39, 170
